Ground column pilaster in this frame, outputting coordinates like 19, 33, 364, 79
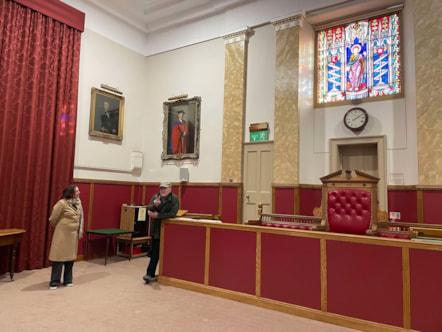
272, 13, 305, 185
221, 28, 251, 182
414, 0, 442, 185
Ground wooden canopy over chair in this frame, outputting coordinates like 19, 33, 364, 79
319, 170, 379, 235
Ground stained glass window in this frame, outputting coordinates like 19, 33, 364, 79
316, 12, 401, 105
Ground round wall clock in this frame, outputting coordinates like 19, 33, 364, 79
343, 107, 368, 132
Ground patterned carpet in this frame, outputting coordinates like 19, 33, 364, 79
0, 256, 359, 332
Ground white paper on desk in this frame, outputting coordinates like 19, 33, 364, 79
138, 208, 146, 221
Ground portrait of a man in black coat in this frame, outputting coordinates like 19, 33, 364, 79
100, 101, 119, 135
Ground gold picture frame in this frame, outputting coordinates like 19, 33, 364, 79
89, 87, 124, 141
162, 96, 201, 160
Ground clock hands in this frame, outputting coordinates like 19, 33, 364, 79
352, 113, 364, 121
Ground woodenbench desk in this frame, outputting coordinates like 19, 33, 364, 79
86, 229, 133, 265
0, 228, 26, 280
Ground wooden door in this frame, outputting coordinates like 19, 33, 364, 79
340, 143, 378, 177
243, 142, 273, 223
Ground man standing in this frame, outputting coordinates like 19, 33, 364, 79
171, 110, 189, 154
143, 182, 179, 283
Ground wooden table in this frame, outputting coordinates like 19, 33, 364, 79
86, 229, 133, 265
0, 228, 26, 281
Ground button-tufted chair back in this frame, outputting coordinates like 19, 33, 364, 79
319, 170, 380, 236
327, 189, 371, 235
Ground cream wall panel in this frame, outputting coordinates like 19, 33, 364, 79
245, 25, 276, 142
74, 29, 147, 181
415, 0, 442, 185
141, 38, 225, 183
74, 30, 226, 183
221, 35, 248, 182
273, 22, 301, 184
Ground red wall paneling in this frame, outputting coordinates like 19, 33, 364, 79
181, 186, 219, 215
221, 186, 239, 223
299, 188, 322, 216
409, 248, 442, 332
387, 190, 418, 222
87, 184, 132, 258
209, 228, 256, 294
132, 185, 144, 205
274, 187, 295, 215
162, 223, 206, 284
422, 191, 442, 225
261, 233, 321, 309
91, 184, 132, 229
326, 240, 403, 327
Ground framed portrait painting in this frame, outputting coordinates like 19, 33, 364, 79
162, 96, 201, 160
89, 87, 124, 141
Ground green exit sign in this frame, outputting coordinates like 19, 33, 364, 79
250, 130, 268, 142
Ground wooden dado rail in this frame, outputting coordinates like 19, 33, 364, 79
159, 219, 442, 332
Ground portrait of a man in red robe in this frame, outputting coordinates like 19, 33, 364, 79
170, 110, 189, 154
162, 96, 200, 160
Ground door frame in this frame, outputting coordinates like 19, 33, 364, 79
242, 141, 274, 224
329, 135, 388, 212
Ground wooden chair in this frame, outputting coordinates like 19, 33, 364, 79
318, 170, 379, 235
116, 204, 151, 260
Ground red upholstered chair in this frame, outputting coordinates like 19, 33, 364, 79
327, 188, 372, 235
319, 170, 380, 235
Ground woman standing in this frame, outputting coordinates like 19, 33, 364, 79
48, 185, 84, 290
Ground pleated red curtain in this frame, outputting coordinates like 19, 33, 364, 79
0, 0, 82, 272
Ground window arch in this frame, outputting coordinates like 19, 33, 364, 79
315, 10, 402, 106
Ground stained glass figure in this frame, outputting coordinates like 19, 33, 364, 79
316, 13, 401, 104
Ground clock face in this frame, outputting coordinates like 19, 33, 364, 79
343, 107, 368, 131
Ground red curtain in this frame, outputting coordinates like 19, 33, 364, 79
0, 0, 82, 272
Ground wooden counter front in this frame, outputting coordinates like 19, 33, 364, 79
159, 219, 442, 332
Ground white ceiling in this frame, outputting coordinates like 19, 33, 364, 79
82, 0, 255, 34
82, 0, 405, 34
65, 0, 405, 56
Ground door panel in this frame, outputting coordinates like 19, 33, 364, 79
340, 144, 378, 177
243, 142, 273, 223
